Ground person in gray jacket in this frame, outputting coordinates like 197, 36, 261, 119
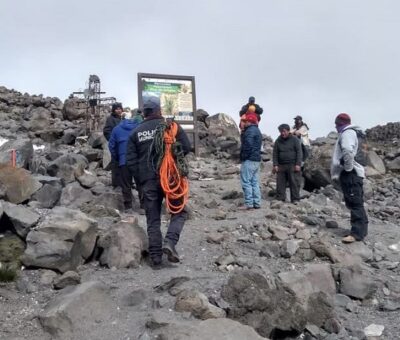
331, 113, 368, 243
272, 124, 302, 203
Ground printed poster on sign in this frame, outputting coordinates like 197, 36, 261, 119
141, 77, 194, 121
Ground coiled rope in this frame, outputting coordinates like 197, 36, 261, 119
149, 120, 189, 213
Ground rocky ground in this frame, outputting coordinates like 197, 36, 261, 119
0, 86, 400, 340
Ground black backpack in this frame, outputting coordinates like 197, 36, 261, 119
340, 128, 368, 166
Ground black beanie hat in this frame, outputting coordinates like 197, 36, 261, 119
112, 102, 123, 113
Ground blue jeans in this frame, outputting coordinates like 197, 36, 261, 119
240, 160, 261, 208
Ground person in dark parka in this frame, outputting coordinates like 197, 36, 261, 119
103, 102, 123, 187
126, 97, 191, 268
108, 112, 143, 211
272, 124, 302, 203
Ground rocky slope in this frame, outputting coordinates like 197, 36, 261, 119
0, 86, 399, 340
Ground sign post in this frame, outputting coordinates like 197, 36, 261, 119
137, 73, 198, 156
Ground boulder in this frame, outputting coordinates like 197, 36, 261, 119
22, 207, 97, 272
81, 147, 103, 162
28, 107, 52, 132
386, 156, 400, 171
0, 138, 33, 169
280, 239, 301, 258
32, 183, 62, 208
92, 190, 125, 211
39, 281, 117, 339
60, 182, 94, 209
339, 266, 376, 300
53, 271, 81, 290
0, 165, 42, 204
60, 128, 78, 145
199, 113, 241, 158
62, 98, 87, 121
76, 173, 97, 188
1, 201, 40, 238
102, 141, 112, 170
303, 143, 334, 190
175, 289, 226, 320
98, 220, 147, 269
159, 318, 268, 340
366, 150, 386, 175
47, 153, 88, 184
221, 268, 335, 338
88, 132, 105, 149
268, 225, 290, 241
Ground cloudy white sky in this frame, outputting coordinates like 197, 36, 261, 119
0, 0, 399, 138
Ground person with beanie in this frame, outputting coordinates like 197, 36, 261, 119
103, 102, 124, 188
239, 113, 262, 210
239, 96, 263, 121
108, 111, 143, 212
331, 113, 368, 243
272, 123, 302, 203
103, 102, 123, 141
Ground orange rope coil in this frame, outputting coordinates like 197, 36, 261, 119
159, 122, 189, 214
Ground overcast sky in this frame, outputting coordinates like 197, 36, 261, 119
1, 0, 399, 138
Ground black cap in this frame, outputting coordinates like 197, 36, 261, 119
143, 96, 161, 116
294, 115, 302, 120
278, 123, 290, 132
249, 96, 255, 103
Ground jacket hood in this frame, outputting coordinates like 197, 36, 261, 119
342, 124, 363, 133
120, 119, 138, 130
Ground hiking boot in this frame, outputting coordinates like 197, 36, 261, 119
238, 205, 254, 211
162, 240, 180, 263
253, 205, 261, 209
342, 235, 357, 244
150, 257, 163, 269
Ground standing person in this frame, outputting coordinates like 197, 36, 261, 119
108, 112, 143, 212
103, 102, 123, 188
331, 113, 368, 243
291, 115, 311, 162
239, 113, 262, 210
272, 124, 302, 203
126, 97, 191, 267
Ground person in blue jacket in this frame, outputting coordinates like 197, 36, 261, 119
108, 112, 143, 211
239, 112, 263, 210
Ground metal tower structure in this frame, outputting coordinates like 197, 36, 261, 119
72, 75, 116, 134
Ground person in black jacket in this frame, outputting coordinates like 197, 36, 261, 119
103, 102, 123, 188
126, 97, 191, 268
239, 96, 263, 118
239, 113, 262, 210
272, 124, 302, 203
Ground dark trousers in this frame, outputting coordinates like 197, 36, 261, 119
340, 170, 368, 240
276, 164, 300, 202
142, 179, 187, 260
119, 165, 133, 209
111, 160, 119, 188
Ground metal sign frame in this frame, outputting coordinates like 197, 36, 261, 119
137, 73, 198, 156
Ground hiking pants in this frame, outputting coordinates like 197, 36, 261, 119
119, 165, 133, 209
142, 179, 187, 260
276, 164, 300, 202
340, 170, 369, 240
240, 160, 261, 208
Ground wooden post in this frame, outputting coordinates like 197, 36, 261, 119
11, 149, 16, 167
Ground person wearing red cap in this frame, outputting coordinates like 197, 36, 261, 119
239, 113, 262, 210
331, 113, 368, 243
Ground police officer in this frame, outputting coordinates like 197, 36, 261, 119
126, 97, 191, 267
